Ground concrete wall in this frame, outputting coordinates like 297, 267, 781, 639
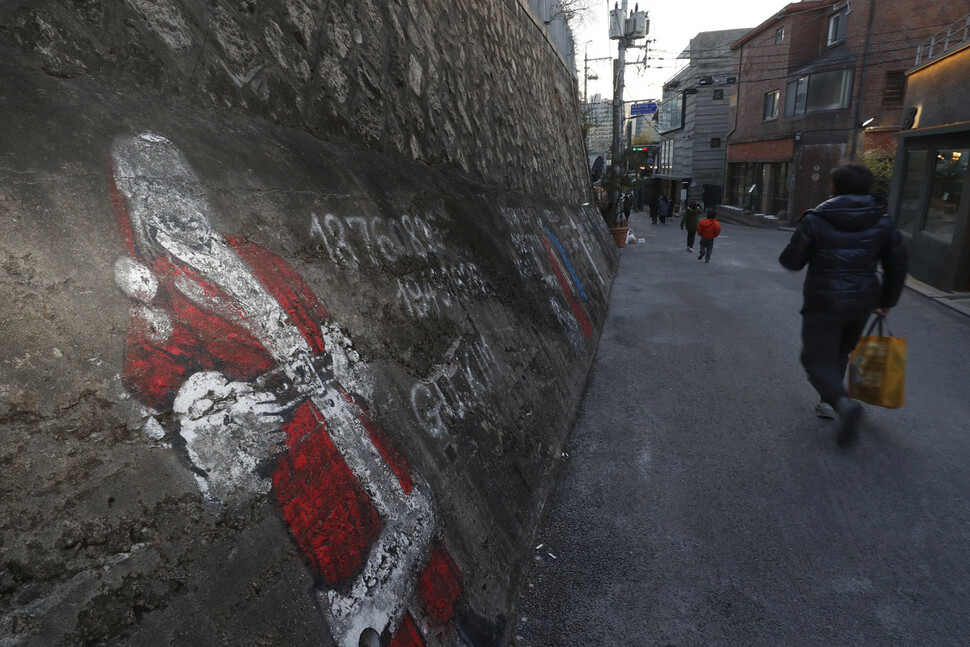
0, 2, 615, 646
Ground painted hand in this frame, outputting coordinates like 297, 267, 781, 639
173, 371, 290, 504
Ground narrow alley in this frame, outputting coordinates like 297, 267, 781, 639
515, 218, 970, 646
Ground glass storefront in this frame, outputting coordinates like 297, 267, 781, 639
724, 162, 790, 218
895, 150, 927, 236
924, 150, 969, 242
893, 141, 970, 292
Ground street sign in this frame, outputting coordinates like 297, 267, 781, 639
630, 102, 658, 116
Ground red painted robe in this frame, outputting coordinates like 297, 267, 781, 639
122, 236, 461, 640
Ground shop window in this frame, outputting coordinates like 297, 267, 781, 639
924, 150, 969, 241
883, 71, 906, 106
896, 150, 927, 236
725, 162, 789, 217
763, 89, 780, 120
828, 7, 848, 46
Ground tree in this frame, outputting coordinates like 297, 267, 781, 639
860, 151, 895, 197
554, 0, 594, 27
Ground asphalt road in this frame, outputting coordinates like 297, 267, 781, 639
513, 217, 970, 646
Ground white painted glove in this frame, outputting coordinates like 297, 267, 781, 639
173, 371, 290, 504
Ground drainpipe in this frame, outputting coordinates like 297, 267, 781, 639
723, 45, 742, 208
850, 0, 877, 160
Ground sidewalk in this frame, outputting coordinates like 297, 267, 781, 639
904, 276, 970, 317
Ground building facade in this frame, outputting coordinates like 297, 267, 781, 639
725, 0, 970, 223
585, 93, 615, 169
889, 14, 970, 291
655, 29, 750, 208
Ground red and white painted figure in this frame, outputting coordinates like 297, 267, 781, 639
109, 133, 462, 646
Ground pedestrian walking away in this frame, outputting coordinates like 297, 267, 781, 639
681, 200, 703, 252
659, 195, 671, 224
649, 194, 659, 224
696, 209, 721, 262
779, 163, 908, 446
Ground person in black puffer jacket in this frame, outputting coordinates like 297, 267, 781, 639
779, 163, 908, 446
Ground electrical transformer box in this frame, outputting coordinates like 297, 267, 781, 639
609, 8, 624, 39
626, 12, 648, 39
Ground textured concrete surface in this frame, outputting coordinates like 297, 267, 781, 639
0, 3, 610, 646
515, 221, 970, 646
0, 0, 587, 203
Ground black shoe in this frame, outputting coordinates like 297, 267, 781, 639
835, 397, 863, 446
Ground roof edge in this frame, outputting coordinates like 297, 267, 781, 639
731, 1, 832, 51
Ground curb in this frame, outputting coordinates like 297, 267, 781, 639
904, 276, 970, 318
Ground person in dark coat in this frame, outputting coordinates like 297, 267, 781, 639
779, 163, 908, 446
649, 194, 659, 224
680, 200, 703, 252
658, 196, 671, 224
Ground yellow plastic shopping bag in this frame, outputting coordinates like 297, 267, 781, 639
848, 315, 906, 408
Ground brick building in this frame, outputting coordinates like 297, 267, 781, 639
723, 0, 970, 224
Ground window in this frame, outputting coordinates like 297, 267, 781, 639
883, 71, 906, 105
785, 69, 853, 116
658, 139, 674, 174
895, 150, 927, 235
659, 94, 684, 132
828, 8, 848, 45
775, 27, 785, 44
784, 77, 808, 116
711, 138, 722, 148
713, 89, 724, 100
763, 89, 780, 120
924, 150, 968, 242
805, 69, 854, 111
725, 162, 790, 217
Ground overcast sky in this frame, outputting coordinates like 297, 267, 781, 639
574, 0, 791, 103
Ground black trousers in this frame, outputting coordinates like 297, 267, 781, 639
800, 311, 870, 405
686, 229, 696, 248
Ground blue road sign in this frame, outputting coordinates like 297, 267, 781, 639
630, 102, 658, 116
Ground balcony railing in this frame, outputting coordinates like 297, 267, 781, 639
915, 14, 970, 66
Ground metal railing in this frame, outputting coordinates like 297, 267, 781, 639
915, 14, 970, 66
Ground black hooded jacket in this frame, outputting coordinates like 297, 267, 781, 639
779, 194, 908, 314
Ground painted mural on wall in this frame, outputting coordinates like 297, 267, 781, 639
305, 203, 603, 441
107, 133, 463, 647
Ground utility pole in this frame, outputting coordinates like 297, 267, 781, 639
607, 2, 648, 225
850, 0, 878, 160
610, 0, 629, 222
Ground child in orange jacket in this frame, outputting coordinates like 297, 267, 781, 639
697, 210, 722, 263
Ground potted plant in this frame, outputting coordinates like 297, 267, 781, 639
600, 166, 630, 248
